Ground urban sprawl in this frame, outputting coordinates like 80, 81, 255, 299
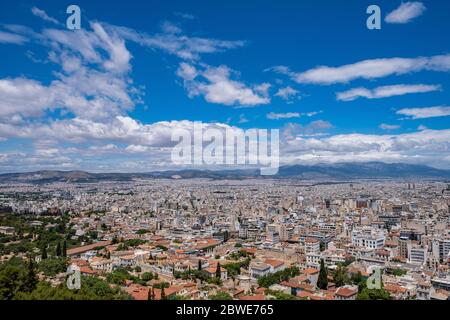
1, 179, 450, 300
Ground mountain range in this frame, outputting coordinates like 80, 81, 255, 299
0, 162, 449, 184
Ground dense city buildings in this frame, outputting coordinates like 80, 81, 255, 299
1, 178, 449, 300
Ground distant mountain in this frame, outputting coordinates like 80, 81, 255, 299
275, 162, 450, 179
0, 162, 449, 183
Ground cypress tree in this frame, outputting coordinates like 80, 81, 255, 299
24, 257, 38, 292
318, 259, 328, 290
215, 262, 221, 279
198, 259, 202, 271
41, 245, 48, 260
147, 288, 152, 300
56, 241, 61, 257
62, 240, 67, 257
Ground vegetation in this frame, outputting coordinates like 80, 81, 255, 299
16, 276, 131, 300
265, 289, 298, 300
223, 258, 251, 277
257, 267, 300, 288
38, 258, 68, 277
106, 267, 146, 286
317, 259, 328, 290
209, 291, 233, 300
333, 264, 350, 287
392, 268, 407, 277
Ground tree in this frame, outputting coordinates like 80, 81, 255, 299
357, 288, 391, 300
38, 258, 68, 277
317, 259, 328, 290
198, 259, 202, 271
210, 291, 233, 300
215, 263, 221, 279
333, 264, 349, 287
161, 287, 166, 300
62, 240, 67, 257
147, 288, 153, 300
56, 242, 61, 257
24, 257, 37, 292
41, 245, 47, 260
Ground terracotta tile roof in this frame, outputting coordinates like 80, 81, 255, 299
335, 287, 358, 297
303, 268, 319, 275
264, 259, 284, 268
67, 240, 112, 256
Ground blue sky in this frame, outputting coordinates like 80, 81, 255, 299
0, 0, 449, 172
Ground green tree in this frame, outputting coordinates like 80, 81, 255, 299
333, 264, 348, 287
357, 288, 391, 300
24, 257, 38, 292
317, 259, 328, 290
41, 245, 47, 260
62, 240, 67, 257
210, 291, 233, 300
38, 258, 68, 277
55, 242, 61, 257
198, 259, 202, 271
147, 288, 153, 300
215, 262, 221, 279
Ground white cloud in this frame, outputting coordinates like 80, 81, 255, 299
177, 63, 270, 106
31, 7, 61, 25
337, 84, 440, 101
0, 78, 53, 119
270, 54, 450, 85
238, 114, 249, 124
0, 31, 28, 44
107, 24, 245, 61
174, 12, 195, 20
282, 129, 450, 169
397, 106, 450, 119
385, 2, 426, 24
282, 120, 333, 138
418, 125, 428, 131
267, 112, 301, 120
275, 86, 299, 103
379, 123, 401, 130
0, 22, 140, 121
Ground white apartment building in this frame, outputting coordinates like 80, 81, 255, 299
432, 238, 450, 262
351, 227, 385, 250
408, 244, 428, 265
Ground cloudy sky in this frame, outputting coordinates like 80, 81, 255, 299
0, 0, 449, 172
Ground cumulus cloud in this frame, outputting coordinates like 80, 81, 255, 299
0, 22, 140, 121
337, 84, 440, 101
177, 63, 270, 106
268, 54, 450, 85
275, 86, 299, 103
282, 129, 450, 169
396, 106, 450, 119
385, 2, 426, 24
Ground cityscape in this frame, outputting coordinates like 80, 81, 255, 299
0, 174, 449, 300
0, 0, 450, 303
